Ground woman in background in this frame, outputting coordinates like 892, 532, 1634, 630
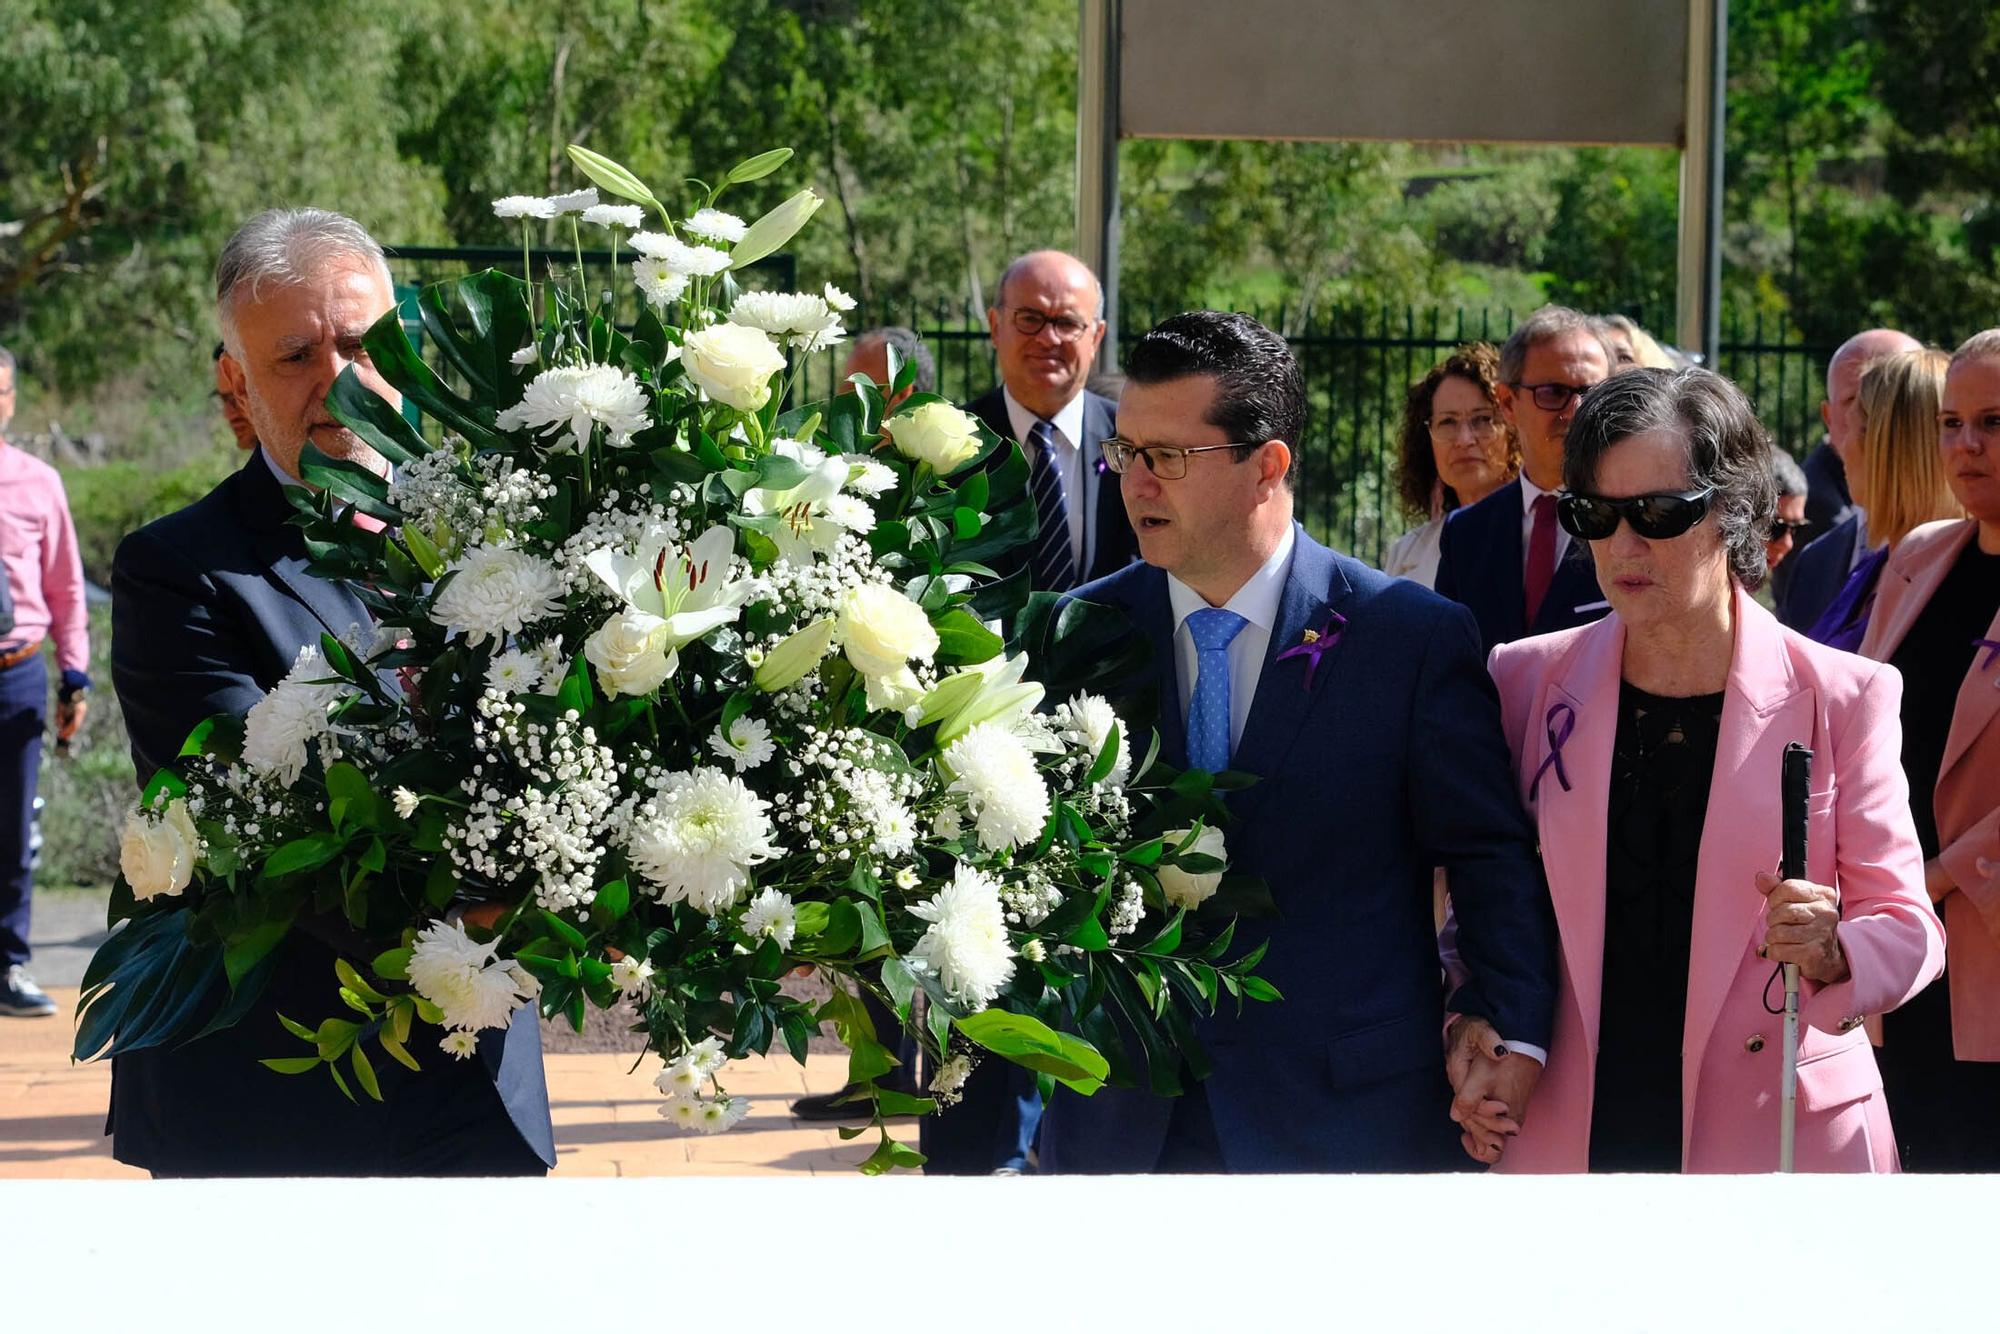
1807, 348, 1963, 651
1384, 343, 1518, 587
1859, 330, 2000, 1170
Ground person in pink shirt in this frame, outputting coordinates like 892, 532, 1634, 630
0, 345, 91, 1017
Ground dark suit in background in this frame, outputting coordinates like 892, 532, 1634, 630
1799, 438, 1855, 551
1777, 510, 1867, 634
109, 449, 554, 1176
1433, 478, 1609, 655
1039, 527, 1558, 1171
918, 386, 1135, 1175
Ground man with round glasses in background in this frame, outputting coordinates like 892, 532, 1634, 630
1435, 305, 1618, 653
926, 251, 1139, 1177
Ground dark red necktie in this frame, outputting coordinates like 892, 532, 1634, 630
1524, 492, 1558, 627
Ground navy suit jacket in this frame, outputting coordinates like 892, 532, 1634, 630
1038, 526, 1558, 1173
1777, 511, 1865, 634
1434, 479, 1609, 655
964, 386, 1137, 588
108, 450, 554, 1175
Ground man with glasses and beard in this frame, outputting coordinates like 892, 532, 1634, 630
921, 251, 1139, 1177
1435, 306, 1618, 654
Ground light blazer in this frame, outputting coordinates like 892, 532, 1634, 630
1487, 584, 1942, 1172
1860, 518, 2000, 1060
1434, 478, 1609, 655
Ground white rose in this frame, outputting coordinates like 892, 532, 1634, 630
585, 608, 676, 697
1157, 826, 1228, 910
885, 401, 982, 473
120, 798, 201, 901
680, 323, 786, 412
838, 583, 939, 681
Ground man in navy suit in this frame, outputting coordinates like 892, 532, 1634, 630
1039, 312, 1558, 1173
108, 208, 553, 1176
1777, 327, 1920, 632
921, 251, 1137, 1175
1435, 306, 1615, 653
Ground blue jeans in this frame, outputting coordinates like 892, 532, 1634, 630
0, 653, 47, 967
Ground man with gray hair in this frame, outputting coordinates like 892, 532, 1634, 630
107, 207, 554, 1176
1434, 304, 1617, 653
1778, 327, 1923, 631
838, 326, 934, 410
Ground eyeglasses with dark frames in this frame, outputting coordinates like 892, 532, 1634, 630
1511, 381, 1597, 412
1556, 487, 1717, 541
1102, 438, 1258, 480
1002, 307, 1098, 341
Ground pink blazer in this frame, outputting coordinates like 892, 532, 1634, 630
1860, 519, 2000, 1060
1487, 585, 1943, 1172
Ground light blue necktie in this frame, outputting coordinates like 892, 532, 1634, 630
1185, 607, 1247, 773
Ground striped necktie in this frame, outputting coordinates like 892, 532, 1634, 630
1026, 419, 1078, 591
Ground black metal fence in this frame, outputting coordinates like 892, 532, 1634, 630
386, 248, 1834, 568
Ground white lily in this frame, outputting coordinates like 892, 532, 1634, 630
584, 524, 753, 658
917, 652, 1046, 745
742, 456, 873, 566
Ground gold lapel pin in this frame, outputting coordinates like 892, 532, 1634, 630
1301, 628, 1319, 644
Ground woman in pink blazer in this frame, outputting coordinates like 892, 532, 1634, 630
1857, 331, 2000, 1171
1465, 367, 1943, 1173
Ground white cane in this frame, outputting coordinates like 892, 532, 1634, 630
1778, 743, 1812, 1174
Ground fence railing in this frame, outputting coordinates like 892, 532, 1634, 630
386, 248, 1836, 568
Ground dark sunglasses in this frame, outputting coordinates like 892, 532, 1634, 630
1556, 487, 1716, 541
1767, 518, 1807, 541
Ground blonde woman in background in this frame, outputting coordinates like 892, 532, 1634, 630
1598, 315, 1678, 370
1384, 343, 1519, 586
1807, 348, 1965, 651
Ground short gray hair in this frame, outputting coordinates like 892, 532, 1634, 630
215, 207, 390, 351
1564, 367, 1778, 591
854, 326, 935, 394
1498, 304, 1616, 385
1768, 445, 1808, 498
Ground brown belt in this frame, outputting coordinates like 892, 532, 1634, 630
0, 638, 45, 671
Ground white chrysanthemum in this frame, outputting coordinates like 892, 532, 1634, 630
486, 646, 546, 694
492, 194, 556, 220
870, 803, 918, 858
821, 493, 875, 535
430, 545, 565, 646
708, 715, 775, 772
440, 1030, 481, 1060
392, 787, 420, 820
932, 806, 964, 841
843, 455, 896, 497
627, 768, 783, 913
728, 291, 844, 352
628, 231, 731, 275
942, 722, 1051, 851
659, 1094, 746, 1133
685, 208, 748, 243
582, 202, 645, 229
908, 864, 1017, 1009
241, 647, 348, 785
407, 919, 541, 1032
1062, 692, 1130, 787
659, 1094, 705, 1128
894, 866, 921, 891
738, 887, 798, 949
687, 1035, 727, 1075
610, 955, 655, 1000
510, 344, 538, 366
632, 257, 689, 311
547, 186, 600, 215
824, 283, 856, 312
496, 364, 653, 452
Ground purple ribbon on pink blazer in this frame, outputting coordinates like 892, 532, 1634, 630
1274, 611, 1347, 691
1529, 701, 1576, 801
1975, 638, 2000, 672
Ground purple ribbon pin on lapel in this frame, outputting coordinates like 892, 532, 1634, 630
1275, 611, 1347, 691
1975, 638, 2000, 672
1529, 701, 1576, 801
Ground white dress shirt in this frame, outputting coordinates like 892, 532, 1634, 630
1165, 524, 1295, 758
1516, 473, 1571, 573
1003, 386, 1089, 571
